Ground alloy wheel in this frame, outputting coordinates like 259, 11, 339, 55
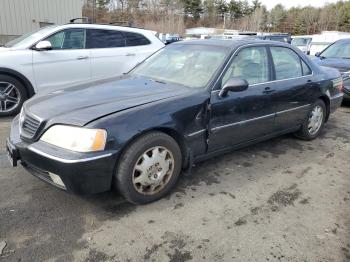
0, 82, 21, 113
308, 105, 324, 135
132, 146, 175, 195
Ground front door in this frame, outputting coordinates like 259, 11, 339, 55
208, 45, 276, 152
33, 28, 91, 92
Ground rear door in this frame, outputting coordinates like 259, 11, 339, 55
32, 28, 91, 92
268, 46, 314, 131
87, 29, 154, 80
208, 45, 276, 152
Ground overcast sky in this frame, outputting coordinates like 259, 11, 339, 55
257, 0, 339, 10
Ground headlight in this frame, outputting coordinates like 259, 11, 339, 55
40, 125, 107, 152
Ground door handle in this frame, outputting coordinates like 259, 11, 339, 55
262, 87, 275, 94
76, 56, 89, 60
126, 53, 136, 56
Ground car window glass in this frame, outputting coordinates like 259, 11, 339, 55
301, 60, 312, 75
221, 46, 269, 86
321, 42, 350, 59
86, 29, 125, 48
45, 29, 85, 50
271, 47, 303, 80
132, 44, 228, 88
124, 32, 150, 46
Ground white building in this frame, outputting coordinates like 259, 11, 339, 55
0, 0, 82, 44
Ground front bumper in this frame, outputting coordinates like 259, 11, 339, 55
7, 116, 118, 194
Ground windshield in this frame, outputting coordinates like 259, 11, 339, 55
4, 26, 57, 48
321, 41, 350, 59
292, 38, 311, 46
131, 44, 229, 88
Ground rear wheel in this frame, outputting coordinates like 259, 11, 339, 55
115, 132, 182, 204
0, 75, 27, 116
295, 99, 326, 140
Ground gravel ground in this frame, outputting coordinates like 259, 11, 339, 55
0, 106, 349, 262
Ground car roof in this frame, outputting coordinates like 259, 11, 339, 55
334, 38, 350, 43
60, 23, 153, 34
173, 39, 290, 50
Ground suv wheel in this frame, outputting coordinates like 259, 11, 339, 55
0, 75, 27, 116
115, 132, 182, 204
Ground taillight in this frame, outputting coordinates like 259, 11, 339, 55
333, 77, 344, 92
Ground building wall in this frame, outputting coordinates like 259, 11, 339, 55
0, 0, 82, 44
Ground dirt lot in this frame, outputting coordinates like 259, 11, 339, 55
0, 106, 349, 262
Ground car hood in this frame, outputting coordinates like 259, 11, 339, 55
24, 76, 191, 126
311, 56, 350, 73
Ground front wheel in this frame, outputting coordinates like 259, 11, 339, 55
0, 75, 27, 117
295, 99, 326, 140
115, 132, 182, 204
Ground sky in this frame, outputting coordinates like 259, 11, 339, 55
257, 0, 340, 10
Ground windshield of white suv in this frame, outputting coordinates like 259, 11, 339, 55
3, 26, 57, 48
131, 44, 229, 88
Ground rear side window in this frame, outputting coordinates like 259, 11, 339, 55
45, 29, 85, 50
86, 29, 125, 48
270, 47, 309, 80
124, 32, 151, 46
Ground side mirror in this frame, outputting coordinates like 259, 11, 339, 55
315, 52, 320, 57
34, 41, 52, 51
219, 78, 249, 97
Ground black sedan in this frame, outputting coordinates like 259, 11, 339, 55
7, 40, 344, 204
312, 38, 350, 100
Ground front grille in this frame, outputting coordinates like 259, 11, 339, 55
20, 112, 41, 139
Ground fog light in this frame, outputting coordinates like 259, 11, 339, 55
49, 173, 66, 188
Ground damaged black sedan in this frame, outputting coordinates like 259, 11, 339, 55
7, 40, 344, 204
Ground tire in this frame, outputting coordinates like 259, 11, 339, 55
295, 99, 326, 140
0, 74, 28, 117
115, 132, 182, 204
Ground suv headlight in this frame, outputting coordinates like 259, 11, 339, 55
40, 125, 107, 152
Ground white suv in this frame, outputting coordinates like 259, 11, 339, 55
0, 23, 164, 116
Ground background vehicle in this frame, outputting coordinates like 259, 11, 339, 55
308, 31, 350, 56
291, 36, 312, 54
0, 23, 164, 116
7, 40, 343, 204
312, 38, 350, 100
255, 33, 291, 43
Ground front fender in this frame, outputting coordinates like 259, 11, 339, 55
88, 91, 210, 159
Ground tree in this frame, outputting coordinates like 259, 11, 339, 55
182, 0, 203, 21
268, 4, 286, 31
215, 0, 228, 19
228, 0, 243, 19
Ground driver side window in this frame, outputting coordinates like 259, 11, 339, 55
44, 29, 85, 50
221, 46, 269, 87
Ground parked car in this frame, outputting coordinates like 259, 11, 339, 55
255, 34, 292, 43
311, 38, 350, 100
308, 31, 350, 56
7, 40, 343, 204
291, 36, 312, 54
0, 23, 164, 116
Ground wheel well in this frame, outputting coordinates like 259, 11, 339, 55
117, 128, 190, 170
319, 95, 330, 122
0, 69, 35, 98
